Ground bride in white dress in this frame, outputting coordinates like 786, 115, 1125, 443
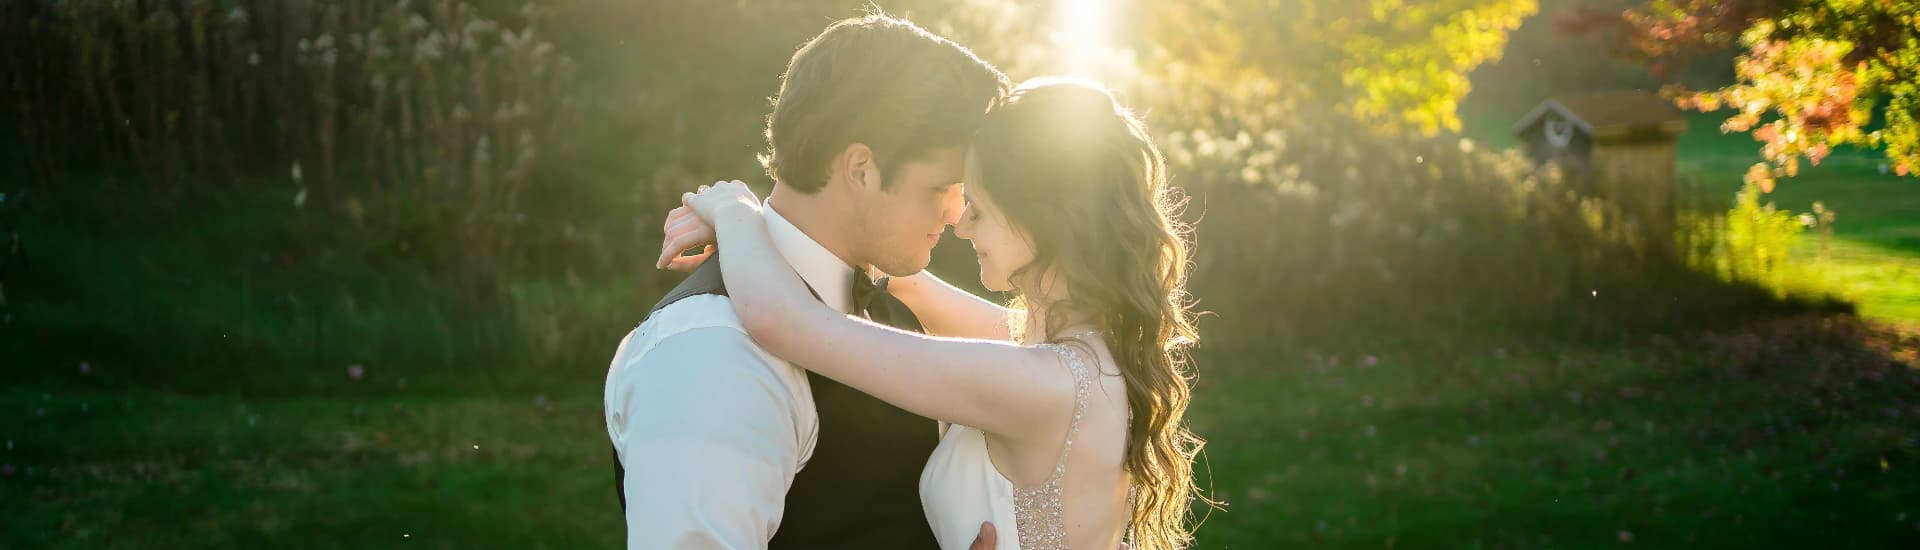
666, 78, 1204, 549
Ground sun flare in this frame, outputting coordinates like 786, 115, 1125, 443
1058, 0, 1110, 74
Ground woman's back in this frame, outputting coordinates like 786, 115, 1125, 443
919, 338, 1133, 549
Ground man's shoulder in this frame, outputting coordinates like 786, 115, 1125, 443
615, 294, 746, 362
643, 293, 741, 332
606, 294, 812, 413
610, 293, 800, 385
603, 295, 817, 468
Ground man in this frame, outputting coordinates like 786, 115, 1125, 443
604, 13, 1008, 549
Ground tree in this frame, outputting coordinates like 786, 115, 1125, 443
1562, 0, 1920, 190
1145, 0, 1539, 135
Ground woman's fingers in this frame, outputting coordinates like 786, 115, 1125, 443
665, 209, 715, 243
658, 206, 717, 270
658, 221, 697, 268
661, 205, 690, 228
663, 213, 701, 239
657, 238, 682, 270
659, 180, 748, 270
658, 206, 690, 268
664, 245, 713, 272
659, 225, 707, 268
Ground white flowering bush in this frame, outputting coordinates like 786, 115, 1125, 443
1141, 69, 1667, 342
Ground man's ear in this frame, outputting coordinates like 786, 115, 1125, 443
838, 143, 879, 194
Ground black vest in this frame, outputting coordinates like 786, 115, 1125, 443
614, 257, 941, 548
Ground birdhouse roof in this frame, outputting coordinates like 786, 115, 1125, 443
1511, 90, 1688, 137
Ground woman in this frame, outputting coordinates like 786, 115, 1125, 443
665, 78, 1203, 549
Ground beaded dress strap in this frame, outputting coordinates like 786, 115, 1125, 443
1009, 340, 1096, 549
1037, 342, 1094, 479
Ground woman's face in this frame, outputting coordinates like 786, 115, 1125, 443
953, 149, 1034, 293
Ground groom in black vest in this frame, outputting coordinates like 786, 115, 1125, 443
603, 13, 1008, 549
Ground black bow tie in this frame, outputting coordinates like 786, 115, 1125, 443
852, 273, 889, 316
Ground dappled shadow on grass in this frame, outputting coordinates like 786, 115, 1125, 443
1187, 314, 1920, 547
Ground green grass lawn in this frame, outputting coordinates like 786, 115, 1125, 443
1, 385, 621, 547
1187, 320, 1920, 548
7, 318, 1917, 548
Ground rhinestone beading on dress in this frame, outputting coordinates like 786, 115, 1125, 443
1013, 341, 1094, 549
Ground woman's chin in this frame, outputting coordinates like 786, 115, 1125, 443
979, 272, 1010, 293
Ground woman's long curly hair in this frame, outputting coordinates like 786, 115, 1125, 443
970, 77, 1206, 549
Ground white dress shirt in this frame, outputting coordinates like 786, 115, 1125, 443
604, 204, 855, 549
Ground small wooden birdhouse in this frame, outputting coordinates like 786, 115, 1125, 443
1513, 90, 1689, 252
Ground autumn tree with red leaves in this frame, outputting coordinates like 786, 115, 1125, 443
1561, 0, 1919, 190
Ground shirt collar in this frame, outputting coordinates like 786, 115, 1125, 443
764, 201, 856, 315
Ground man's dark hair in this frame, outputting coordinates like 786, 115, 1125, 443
760, 13, 1008, 192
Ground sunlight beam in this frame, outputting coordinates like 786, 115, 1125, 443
1058, 0, 1109, 75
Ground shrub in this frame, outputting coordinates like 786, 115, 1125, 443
2, 0, 577, 290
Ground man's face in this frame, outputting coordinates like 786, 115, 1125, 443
853, 146, 968, 277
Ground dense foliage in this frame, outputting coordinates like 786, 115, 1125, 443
1560, 0, 1920, 189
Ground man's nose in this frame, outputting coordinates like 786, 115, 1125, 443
941, 198, 965, 226
952, 213, 972, 239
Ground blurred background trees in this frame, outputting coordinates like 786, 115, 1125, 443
0, 0, 1875, 379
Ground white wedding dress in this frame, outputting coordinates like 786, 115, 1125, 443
918, 343, 1095, 550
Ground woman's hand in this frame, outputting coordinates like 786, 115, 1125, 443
655, 180, 760, 272
683, 180, 761, 222
656, 205, 715, 272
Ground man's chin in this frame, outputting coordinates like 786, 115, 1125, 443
873, 259, 930, 278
